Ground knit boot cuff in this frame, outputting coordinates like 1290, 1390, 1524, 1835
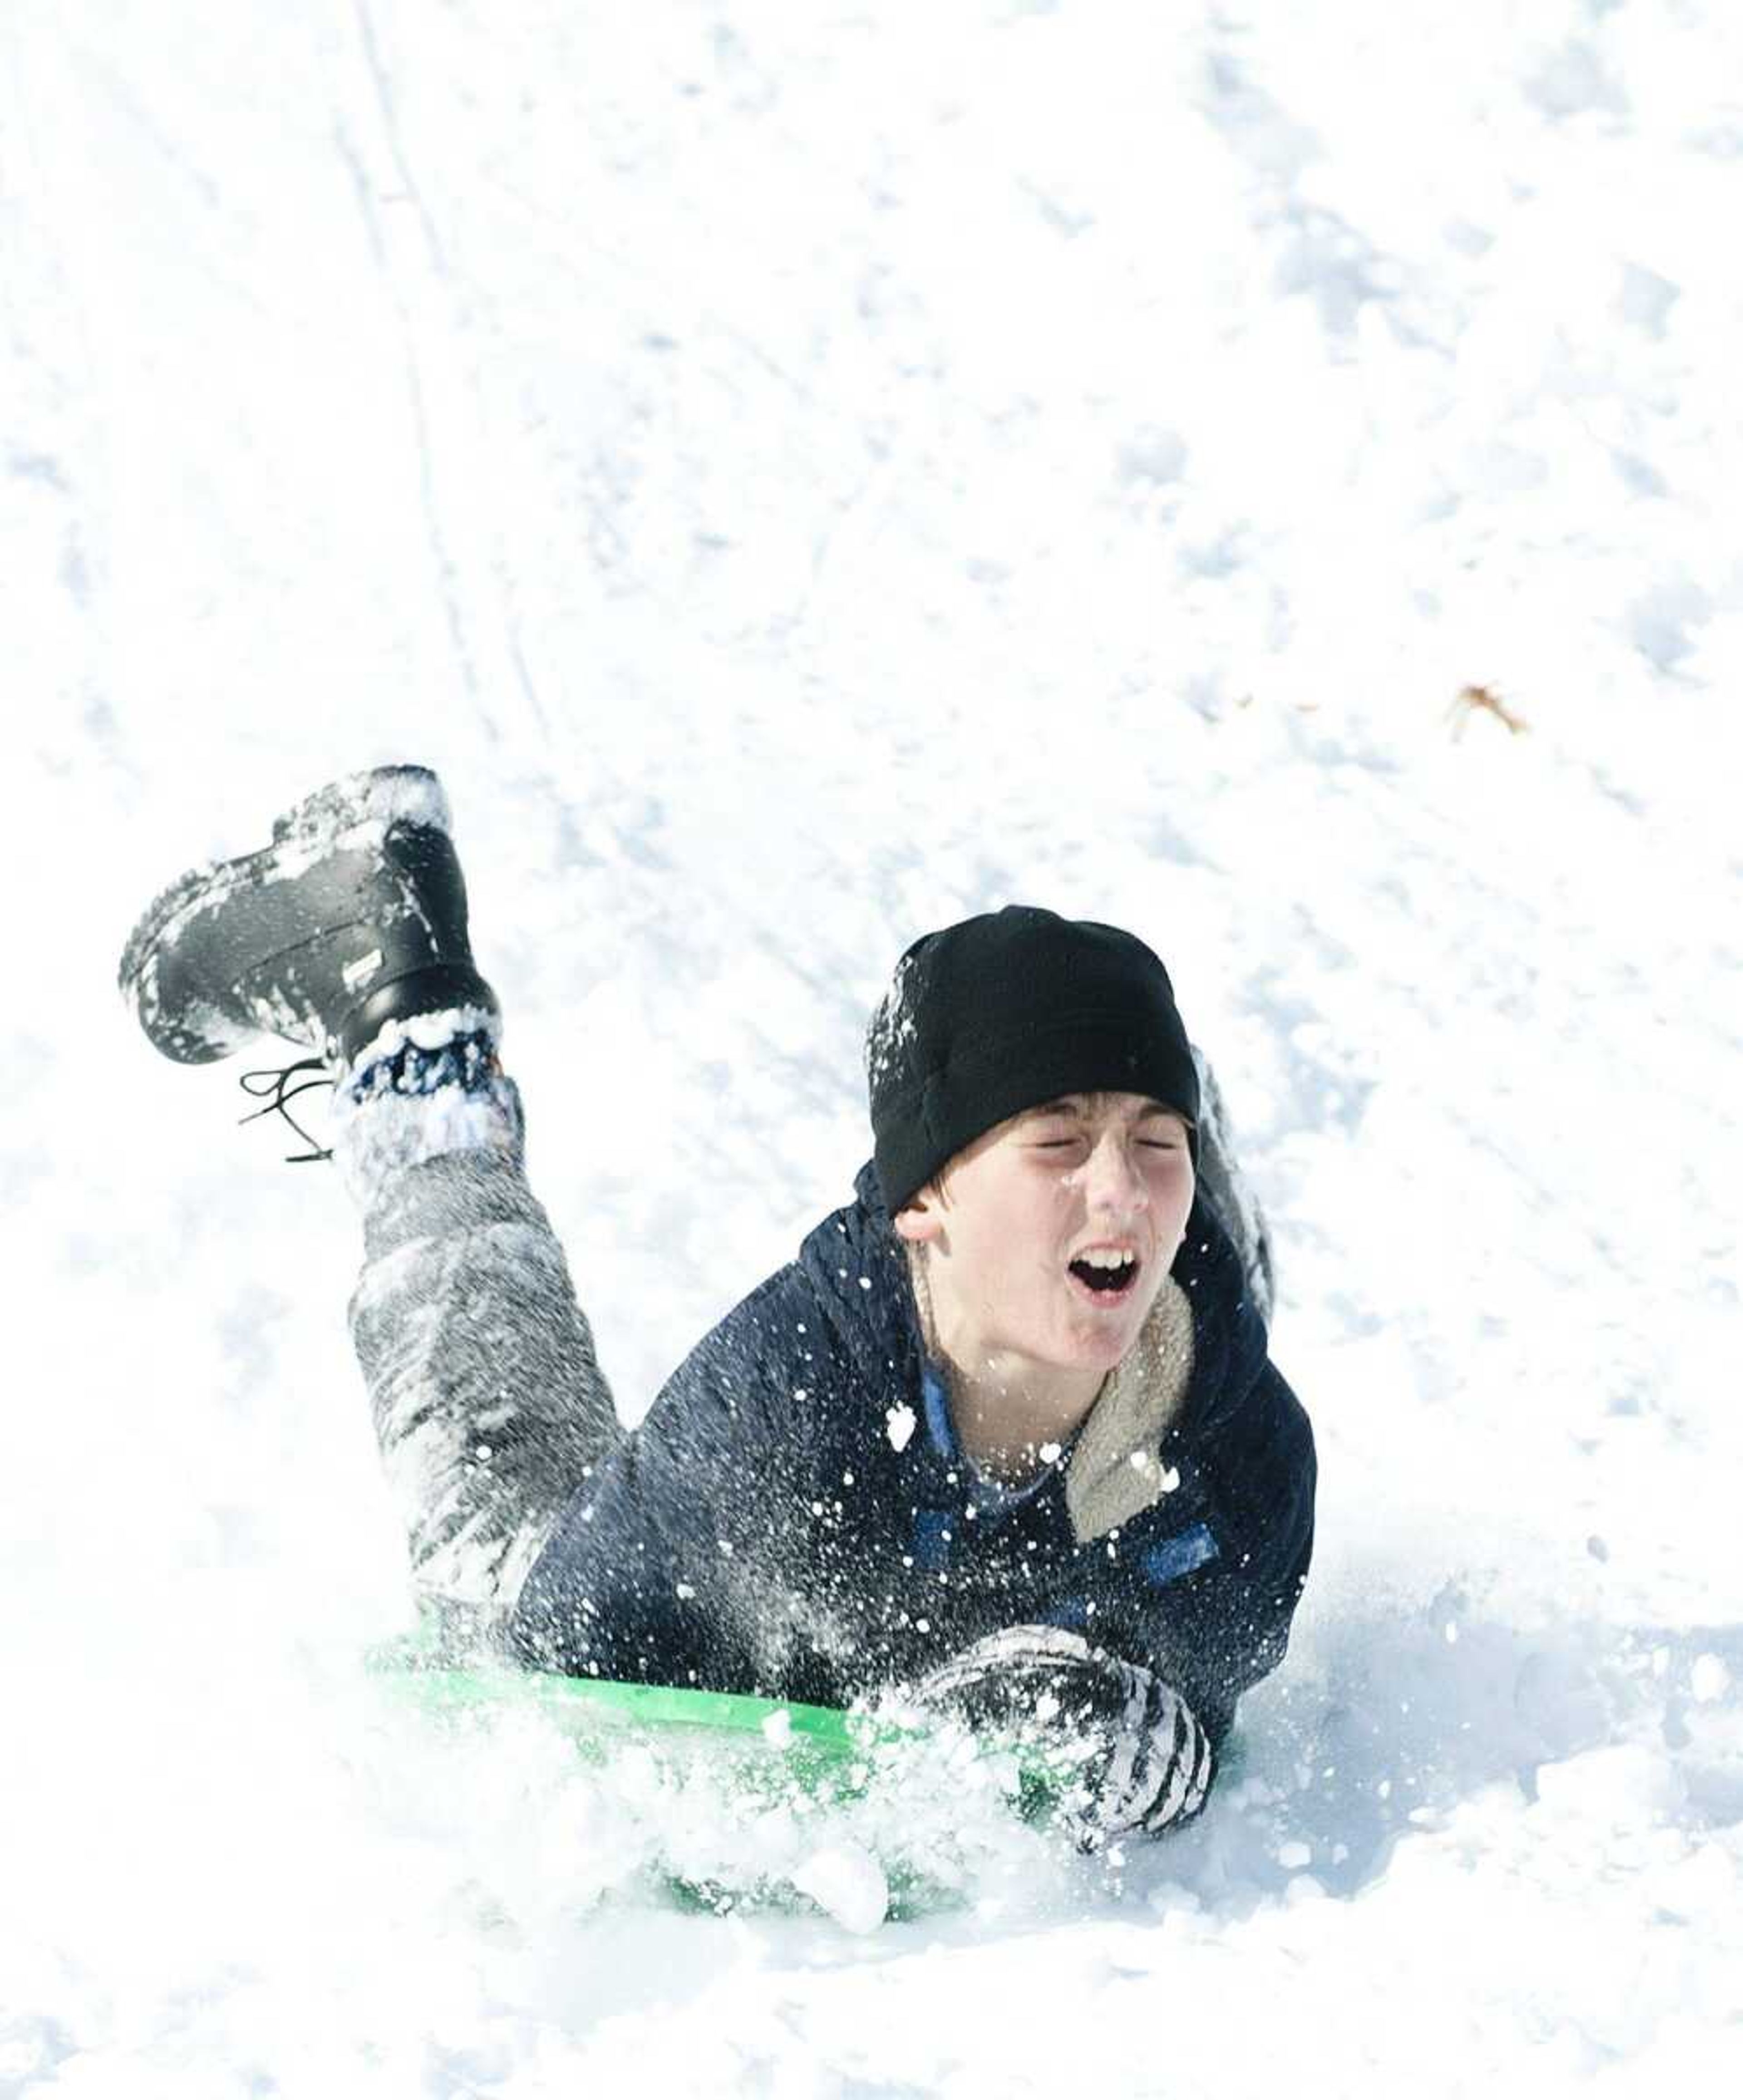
329, 1006, 522, 1210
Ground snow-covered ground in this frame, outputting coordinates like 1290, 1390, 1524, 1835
4, 1, 1741, 2091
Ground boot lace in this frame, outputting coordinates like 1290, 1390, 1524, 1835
238, 1057, 335, 1164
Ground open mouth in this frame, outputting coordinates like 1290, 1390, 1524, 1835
1068, 1248, 1141, 1299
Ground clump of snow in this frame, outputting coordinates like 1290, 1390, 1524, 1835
345, 1003, 505, 1076
789, 1841, 890, 1933
1534, 1744, 1687, 1823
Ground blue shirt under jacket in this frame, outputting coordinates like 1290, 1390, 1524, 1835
508, 1164, 1315, 1745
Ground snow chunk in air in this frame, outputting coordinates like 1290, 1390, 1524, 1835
790, 1841, 889, 1934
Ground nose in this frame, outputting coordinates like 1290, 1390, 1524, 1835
1079, 1133, 1149, 1217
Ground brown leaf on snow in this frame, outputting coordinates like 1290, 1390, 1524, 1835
1448, 684, 1529, 737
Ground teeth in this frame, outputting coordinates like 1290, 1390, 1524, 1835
1077, 1249, 1135, 1271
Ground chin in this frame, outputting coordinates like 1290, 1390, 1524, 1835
1058, 1323, 1142, 1373
1059, 1294, 1160, 1371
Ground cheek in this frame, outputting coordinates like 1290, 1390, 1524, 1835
964, 1194, 1060, 1293
1153, 1167, 1195, 1248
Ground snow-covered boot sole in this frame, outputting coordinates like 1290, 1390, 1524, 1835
118, 764, 498, 1068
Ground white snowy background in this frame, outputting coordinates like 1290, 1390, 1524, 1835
4, 0, 1741, 2091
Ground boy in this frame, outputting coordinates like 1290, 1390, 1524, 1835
120, 766, 1315, 1844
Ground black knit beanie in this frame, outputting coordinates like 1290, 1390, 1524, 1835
866, 905, 1200, 1213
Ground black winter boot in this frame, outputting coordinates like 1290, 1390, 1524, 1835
118, 765, 497, 1069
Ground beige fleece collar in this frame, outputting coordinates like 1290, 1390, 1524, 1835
1063, 1277, 1196, 1542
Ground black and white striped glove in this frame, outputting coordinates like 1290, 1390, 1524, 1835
911, 1624, 1213, 1843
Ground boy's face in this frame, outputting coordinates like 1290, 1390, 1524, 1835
893, 1091, 1195, 1383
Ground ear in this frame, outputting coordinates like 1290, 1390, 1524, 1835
892, 1190, 945, 1246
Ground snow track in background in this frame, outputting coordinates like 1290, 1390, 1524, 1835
3, 1, 1739, 2092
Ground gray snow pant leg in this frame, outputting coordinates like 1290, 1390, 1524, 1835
1190, 1047, 1276, 1326
348, 1148, 622, 1621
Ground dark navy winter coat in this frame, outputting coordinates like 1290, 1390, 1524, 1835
509, 1165, 1315, 1746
